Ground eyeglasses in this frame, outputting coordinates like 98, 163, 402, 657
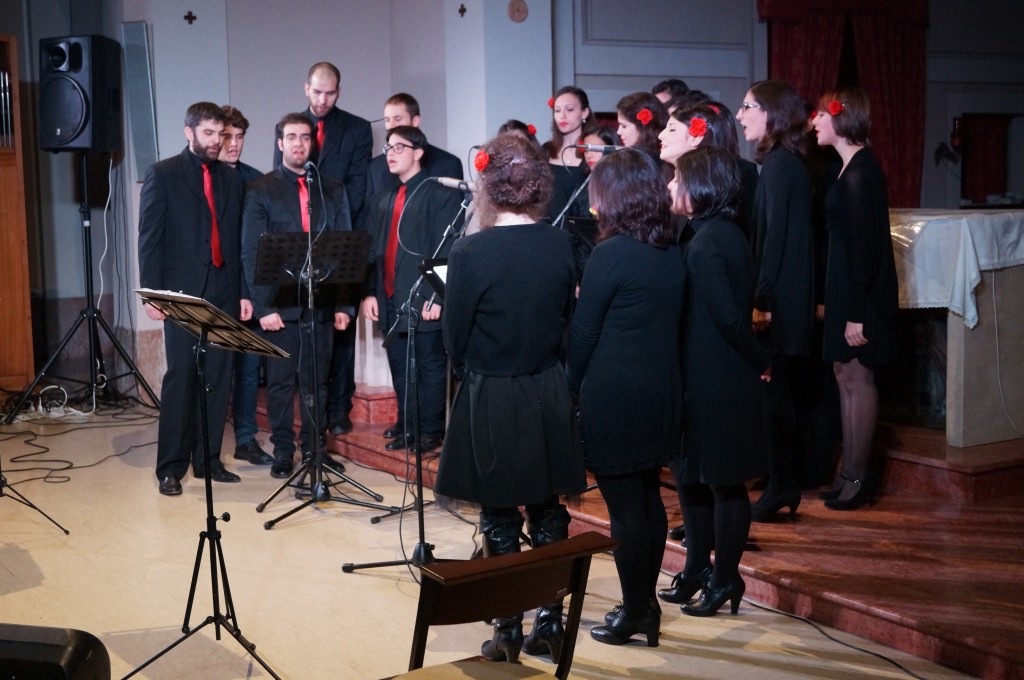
383, 142, 415, 154
739, 102, 763, 110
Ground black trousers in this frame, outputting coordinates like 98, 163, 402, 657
156, 319, 233, 480
263, 312, 333, 456
384, 299, 447, 437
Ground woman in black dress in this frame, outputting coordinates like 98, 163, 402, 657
434, 133, 586, 663
616, 91, 672, 182
811, 87, 897, 510
736, 79, 815, 521
544, 86, 593, 222
671, 146, 772, 616
566, 149, 682, 646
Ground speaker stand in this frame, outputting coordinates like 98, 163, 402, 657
3, 152, 159, 424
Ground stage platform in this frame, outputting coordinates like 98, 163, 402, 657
328, 386, 1024, 680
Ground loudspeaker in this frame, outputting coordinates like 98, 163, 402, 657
0, 623, 110, 679
39, 35, 123, 152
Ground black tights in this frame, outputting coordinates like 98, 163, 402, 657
594, 468, 667, 613
680, 482, 751, 589
833, 358, 878, 483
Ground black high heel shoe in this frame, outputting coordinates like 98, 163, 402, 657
480, 615, 524, 662
751, 486, 801, 523
522, 606, 563, 658
824, 477, 876, 511
818, 474, 857, 501
657, 565, 712, 605
682, 576, 745, 617
590, 607, 660, 647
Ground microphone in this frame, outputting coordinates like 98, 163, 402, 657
303, 160, 318, 173
434, 177, 476, 193
574, 143, 624, 153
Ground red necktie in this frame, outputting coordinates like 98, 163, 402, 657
317, 119, 325, 153
383, 184, 407, 298
298, 177, 310, 232
201, 163, 223, 268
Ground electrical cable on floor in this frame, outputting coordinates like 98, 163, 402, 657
742, 599, 930, 680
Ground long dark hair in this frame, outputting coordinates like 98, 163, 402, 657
543, 85, 591, 161
748, 80, 811, 164
616, 92, 668, 157
675, 146, 741, 222
589, 149, 674, 247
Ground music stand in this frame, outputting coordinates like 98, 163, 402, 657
125, 289, 288, 680
251, 231, 402, 528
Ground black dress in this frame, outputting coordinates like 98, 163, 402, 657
434, 223, 586, 507
679, 215, 770, 486
751, 145, 815, 357
822, 148, 898, 366
566, 234, 684, 474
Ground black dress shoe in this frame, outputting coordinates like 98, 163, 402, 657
233, 440, 273, 465
412, 433, 443, 454
668, 524, 686, 541
208, 468, 241, 483
382, 422, 404, 439
158, 476, 182, 496
658, 565, 712, 604
384, 434, 414, 451
329, 415, 353, 436
271, 452, 294, 478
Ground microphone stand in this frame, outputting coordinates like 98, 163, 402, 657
551, 170, 593, 230
342, 191, 470, 573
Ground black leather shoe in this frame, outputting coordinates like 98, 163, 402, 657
382, 422, 404, 439
668, 524, 685, 541
658, 566, 712, 604
329, 415, 353, 436
158, 476, 182, 496
209, 468, 241, 483
233, 440, 273, 465
271, 452, 294, 478
412, 433, 443, 454
384, 434, 414, 451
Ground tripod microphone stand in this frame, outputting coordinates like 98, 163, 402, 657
4, 152, 158, 424
342, 190, 469, 573
0, 454, 69, 534
126, 290, 288, 680
252, 183, 399, 528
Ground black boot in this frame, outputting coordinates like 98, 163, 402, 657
590, 606, 659, 647
480, 614, 524, 662
522, 502, 570, 658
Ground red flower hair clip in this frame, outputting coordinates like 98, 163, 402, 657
527, 124, 537, 136
828, 100, 845, 116
709, 104, 721, 115
474, 149, 490, 172
547, 97, 555, 109
636, 108, 654, 126
688, 117, 707, 137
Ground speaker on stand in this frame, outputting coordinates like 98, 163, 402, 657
2, 35, 158, 424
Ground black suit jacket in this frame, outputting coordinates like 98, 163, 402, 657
138, 147, 243, 314
273, 106, 372, 223
365, 143, 464, 205
364, 171, 464, 333
241, 166, 355, 322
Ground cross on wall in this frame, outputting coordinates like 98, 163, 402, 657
184, 11, 197, 25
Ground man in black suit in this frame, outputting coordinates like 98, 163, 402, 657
243, 113, 355, 478
274, 62, 372, 439
219, 105, 273, 467
364, 92, 464, 203
361, 125, 463, 454
138, 101, 248, 496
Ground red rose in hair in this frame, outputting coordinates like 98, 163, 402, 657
527, 124, 537, 136
688, 117, 707, 137
828, 100, 845, 116
636, 108, 654, 126
709, 104, 721, 115
474, 149, 490, 172
547, 97, 555, 109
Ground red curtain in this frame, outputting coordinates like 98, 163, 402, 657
757, 0, 929, 208
960, 115, 1010, 205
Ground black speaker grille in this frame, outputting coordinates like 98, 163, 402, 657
40, 75, 88, 147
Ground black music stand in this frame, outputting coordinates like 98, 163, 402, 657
252, 231, 402, 528
124, 289, 288, 680
0, 456, 69, 534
